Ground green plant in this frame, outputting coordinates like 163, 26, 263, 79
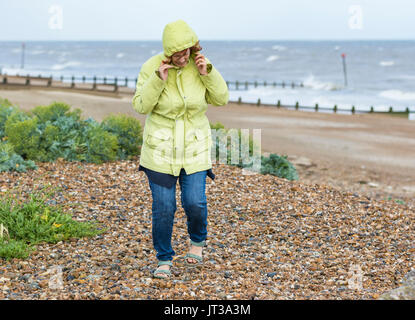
4, 111, 46, 160
82, 120, 119, 164
30, 101, 82, 123
0, 99, 145, 169
0, 183, 104, 260
209, 121, 298, 181
0, 141, 37, 172
100, 113, 143, 159
260, 153, 299, 180
0, 101, 19, 138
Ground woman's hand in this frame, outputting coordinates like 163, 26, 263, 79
158, 59, 174, 81
195, 53, 208, 76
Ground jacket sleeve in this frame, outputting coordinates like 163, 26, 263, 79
132, 59, 166, 115
199, 58, 229, 106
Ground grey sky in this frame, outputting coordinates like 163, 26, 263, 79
1, 0, 414, 41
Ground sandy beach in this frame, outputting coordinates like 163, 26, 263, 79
1, 86, 414, 206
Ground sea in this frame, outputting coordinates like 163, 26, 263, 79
0, 40, 414, 114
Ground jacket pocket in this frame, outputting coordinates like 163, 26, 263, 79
145, 127, 173, 162
186, 127, 211, 157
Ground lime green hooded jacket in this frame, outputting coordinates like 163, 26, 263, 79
132, 20, 229, 177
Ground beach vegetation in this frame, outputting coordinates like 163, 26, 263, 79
210, 121, 298, 181
0, 99, 143, 171
0, 184, 104, 260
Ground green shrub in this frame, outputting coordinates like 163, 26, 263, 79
4, 112, 47, 161
0, 99, 144, 169
101, 113, 143, 159
0, 141, 37, 172
260, 153, 299, 180
209, 121, 299, 181
81, 119, 119, 164
30, 101, 82, 123
0, 103, 19, 137
0, 98, 12, 107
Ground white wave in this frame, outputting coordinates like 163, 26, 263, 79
379, 90, 415, 101
266, 55, 279, 62
271, 45, 287, 51
116, 53, 125, 59
1, 67, 26, 75
302, 75, 342, 91
380, 60, 394, 67
29, 50, 46, 55
51, 61, 81, 71
334, 46, 340, 51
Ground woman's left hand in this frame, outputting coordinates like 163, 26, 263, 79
195, 53, 208, 76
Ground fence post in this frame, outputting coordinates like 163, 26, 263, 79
295, 102, 299, 110
25, 77, 30, 86
264, 81, 267, 87
282, 81, 285, 88
245, 81, 248, 90
82, 76, 86, 83
370, 106, 374, 113
389, 106, 393, 113
60, 75, 64, 82
351, 106, 355, 114
47, 77, 52, 87
92, 76, 97, 90
125, 77, 128, 87
114, 77, 118, 92
71, 75, 75, 88
235, 80, 239, 90
315, 103, 319, 112
406, 107, 410, 114
254, 81, 258, 88
257, 98, 261, 106
238, 97, 242, 105
277, 100, 281, 108
333, 105, 337, 113
2, 76, 7, 84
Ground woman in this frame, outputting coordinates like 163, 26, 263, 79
132, 20, 229, 279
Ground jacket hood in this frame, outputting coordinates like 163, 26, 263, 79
162, 20, 199, 58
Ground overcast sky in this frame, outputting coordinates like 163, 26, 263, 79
1, 0, 414, 41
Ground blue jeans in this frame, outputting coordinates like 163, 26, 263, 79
148, 168, 208, 262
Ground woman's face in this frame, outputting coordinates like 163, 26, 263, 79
171, 48, 191, 68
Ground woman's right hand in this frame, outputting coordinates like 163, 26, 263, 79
158, 59, 174, 81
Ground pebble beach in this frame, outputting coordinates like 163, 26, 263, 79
0, 87, 414, 300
